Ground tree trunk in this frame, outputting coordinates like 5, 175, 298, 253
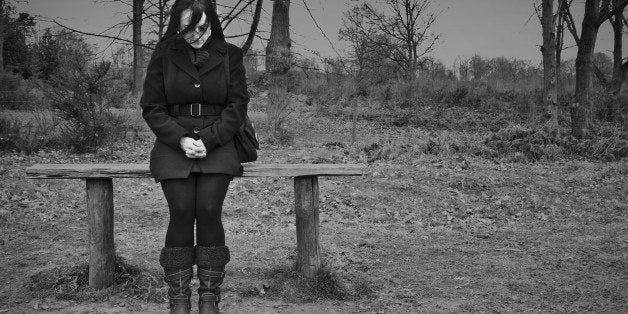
265, 0, 291, 76
157, 0, 168, 40
0, 32, 4, 73
242, 0, 263, 55
542, 0, 559, 131
351, 97, 358, 144
0, 0, 5, 72
607, 8, 626, 121
132, 0, 145, 94
555, 1, 565, 93
265, 0, 291, 140
572, 0, 601, 138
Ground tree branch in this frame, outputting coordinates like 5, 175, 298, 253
222, 0, 255, 30
241, 0, 263, 55
301, 0, 346, 69
593, 64, 610, 87
561, 1, 580, 43
46, 18, 153, 50
598, 0, 628, 24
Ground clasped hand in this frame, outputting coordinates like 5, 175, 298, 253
179, 137, 207, 158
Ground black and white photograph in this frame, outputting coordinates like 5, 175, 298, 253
1, 0, 627, 312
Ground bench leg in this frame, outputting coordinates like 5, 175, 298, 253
86, 178, 115, 289
294, 176, 321, 279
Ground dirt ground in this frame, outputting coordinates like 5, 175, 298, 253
1, 104, 627, 313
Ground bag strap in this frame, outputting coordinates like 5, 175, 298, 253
224, 43, 257, 148
224, 43, 230, 87
224, 43, 251, 128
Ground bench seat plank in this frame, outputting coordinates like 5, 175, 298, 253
26, 163, 365, 179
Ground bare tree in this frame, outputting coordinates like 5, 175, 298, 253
454, 56, 469, 81
96, 0, 156, 93
561, 0, 628, 138
536, 1, 572, 83
241, 0, 263, 55
358, 0, 441, 80
145, 0, 170, 40
340, 5, 393, 143
540, 0, 559, 130
604, 0, 627, 120
132, 0, 146, 94
265, 0, 292, 142
266, 0, 291, 76
48, 0, 265, 92
339, 4, 390, 81
554, 0, 572, 87
340, 5, 373, 144
469, 54, 490, 80
0, 0, 6, 72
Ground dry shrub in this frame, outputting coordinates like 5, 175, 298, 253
0, 110, 61, 154
309, 78, 353, 117
484, 124, 628, 162
44, 59, 127, 153
354, 123, 627, 163
357, 130, 491, 163
290, 69, 328, 96
387, 79, 424, 109
0, 72, 39, 110
266, 85, 294, 145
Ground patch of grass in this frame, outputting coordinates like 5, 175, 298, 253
354, 129, 492, 164
251, 264, 375, 303
0, 72, 41, 110
26, 255, 164, 303
484, 124, 628, 162
0, 110, 62, 154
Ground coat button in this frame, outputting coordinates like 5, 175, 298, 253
193, 127, 200, 134
194, 83, 201, 88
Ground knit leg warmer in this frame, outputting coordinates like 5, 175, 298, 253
195, 246, 230, 268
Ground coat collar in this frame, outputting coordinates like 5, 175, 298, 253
168, 37, 228, 80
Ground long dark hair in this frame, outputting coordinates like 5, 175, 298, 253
161, 0, 224, 42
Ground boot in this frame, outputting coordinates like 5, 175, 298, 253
195, 246, 230, 314
160, 247, 195, 314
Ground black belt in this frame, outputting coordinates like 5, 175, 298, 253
168, 103, 222, 116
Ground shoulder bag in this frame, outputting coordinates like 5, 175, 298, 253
225, 46, 259, 163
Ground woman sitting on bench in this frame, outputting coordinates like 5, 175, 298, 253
139, 0, 250, 313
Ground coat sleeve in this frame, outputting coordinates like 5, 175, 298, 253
198, 44, 250, 151
139, 41, 189, 150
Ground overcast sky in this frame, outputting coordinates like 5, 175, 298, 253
18, 0, 621, 68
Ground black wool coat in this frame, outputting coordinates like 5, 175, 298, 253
140, 35, 250, 182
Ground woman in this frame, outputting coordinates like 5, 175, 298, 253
140, 0, 249, 313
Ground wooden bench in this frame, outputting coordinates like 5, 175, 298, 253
26, 163, 365, 289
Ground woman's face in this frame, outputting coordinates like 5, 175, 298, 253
180, 9, 211, 49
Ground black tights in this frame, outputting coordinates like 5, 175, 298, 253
160, 173, 232, 247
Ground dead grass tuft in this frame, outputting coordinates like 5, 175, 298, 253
26, 255, 165, 303
253, 264, 375, 303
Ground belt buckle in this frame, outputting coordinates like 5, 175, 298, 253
190, 103, 201, 116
